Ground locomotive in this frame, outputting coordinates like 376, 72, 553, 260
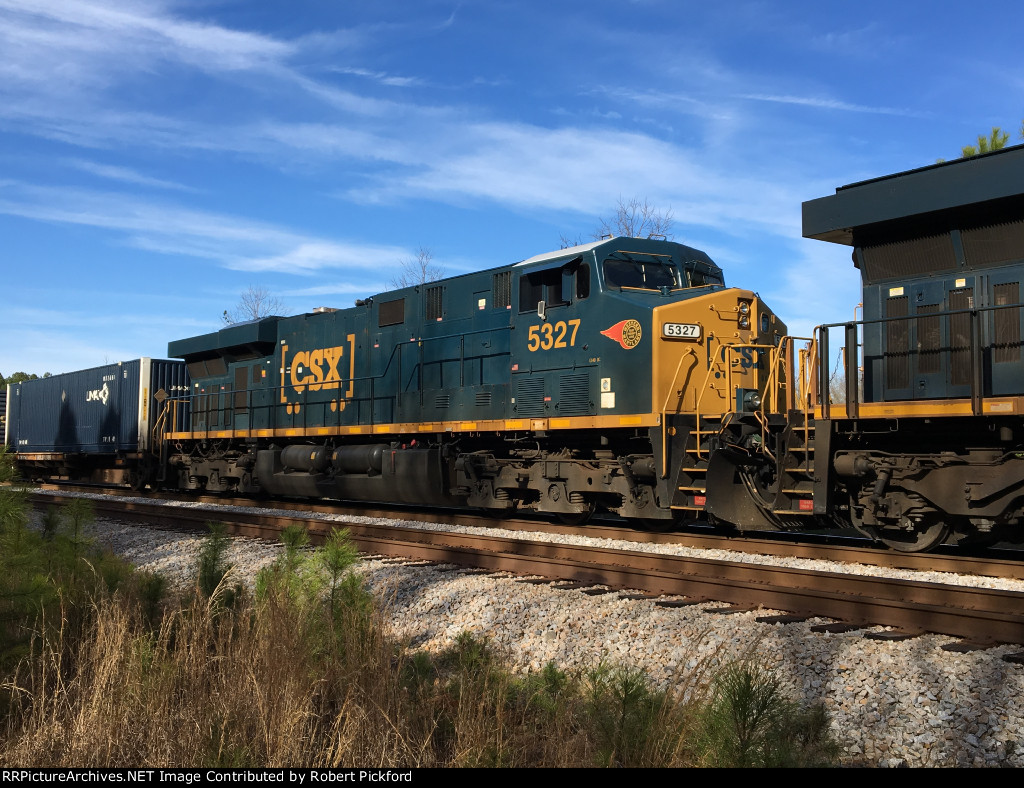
8, 145, 1024, 552
158, 235, 785, 526
788, 144, 1024, 551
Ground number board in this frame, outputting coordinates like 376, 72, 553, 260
662, 322, 701, 339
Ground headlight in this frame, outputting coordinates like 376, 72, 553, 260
739, 315, 750, 329
738, 302, 750, 315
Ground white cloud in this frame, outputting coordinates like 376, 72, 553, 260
0, 181, 413, 275
234, 241, 409, 274
737, 93, 923, 118
62, 158, 197, 191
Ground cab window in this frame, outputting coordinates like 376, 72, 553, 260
603, 258, 680, 290
686, 266, 723, 287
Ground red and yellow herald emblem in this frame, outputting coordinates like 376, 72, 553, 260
601, 319, 642, 350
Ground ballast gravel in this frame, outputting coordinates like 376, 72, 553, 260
30, 491, 1024, 768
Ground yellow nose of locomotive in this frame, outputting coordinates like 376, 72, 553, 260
652, 289, 787, 419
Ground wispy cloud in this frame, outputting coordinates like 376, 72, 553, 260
0, 181, 412, 274
62, 158, 197, 191
329, 66, 424, 88
0, 0, 293, 77
737, 93, 923, 118
280, 282, 388, 298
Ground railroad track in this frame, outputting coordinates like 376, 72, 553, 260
36, 482, 1024, 580
28, 489, 1024, 652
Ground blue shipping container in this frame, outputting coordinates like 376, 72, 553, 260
5, 359, 188, 454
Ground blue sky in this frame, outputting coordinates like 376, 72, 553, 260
2, 0, 1023, 375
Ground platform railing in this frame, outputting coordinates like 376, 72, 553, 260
812, 300, 1024, 419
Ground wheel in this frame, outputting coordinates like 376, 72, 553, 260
871, 519, 951, 553
556, 502, 596, 525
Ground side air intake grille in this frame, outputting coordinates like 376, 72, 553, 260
515, 378, 546, 417
558, 374, 590, 415
492, 271, 511, 309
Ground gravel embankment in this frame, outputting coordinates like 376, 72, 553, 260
35, 492, 1024, 768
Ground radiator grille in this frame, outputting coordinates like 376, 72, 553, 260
862, 234, 956, 283
962, 220, 1024, 268
994, 282, 1021, 364
949, 288, 974, 386
916, 304, 941, 375
885, 296, 909, 390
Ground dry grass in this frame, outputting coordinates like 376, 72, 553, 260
0, 512, 838, 768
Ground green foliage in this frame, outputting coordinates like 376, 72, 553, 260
0, 372, 51, 387
40, 505, 62, 540
520, 661, 570, 716
0, 488, 29, 537
0, 495, 141, 675
255, 524, 319, 607
0, 445, 19, 484
321, 528, 360, 619
695, 661, 839, 767
962, 126, 1010, 158
135, 572, 167, 626
584, 662, 675, 767
196, 522, 234, 601
63, 497, 95, 545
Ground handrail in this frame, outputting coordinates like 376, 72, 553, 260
659, 348, 699, 476
811, 299, 1022, 417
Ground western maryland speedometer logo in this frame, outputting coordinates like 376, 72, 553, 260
601, 319, 642, 350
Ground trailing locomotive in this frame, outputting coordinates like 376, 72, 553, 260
9, 146, 1024, 552
793, 145, 1024, 551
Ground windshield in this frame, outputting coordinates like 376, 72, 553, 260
686, 265, 723, 288
603, 258, 680, 290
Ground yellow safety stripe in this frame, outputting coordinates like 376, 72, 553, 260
166, 412, 660, 441
817, 397, 1024, 419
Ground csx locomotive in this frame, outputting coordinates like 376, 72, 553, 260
159, 234, 784, 527
8, 145, 1024, 552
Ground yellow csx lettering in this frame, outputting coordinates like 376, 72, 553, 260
290, 346, 346, 393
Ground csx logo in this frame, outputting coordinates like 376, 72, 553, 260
289, 346, 346, 394
731, 347, 764, 372
281, 335, 356, 414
